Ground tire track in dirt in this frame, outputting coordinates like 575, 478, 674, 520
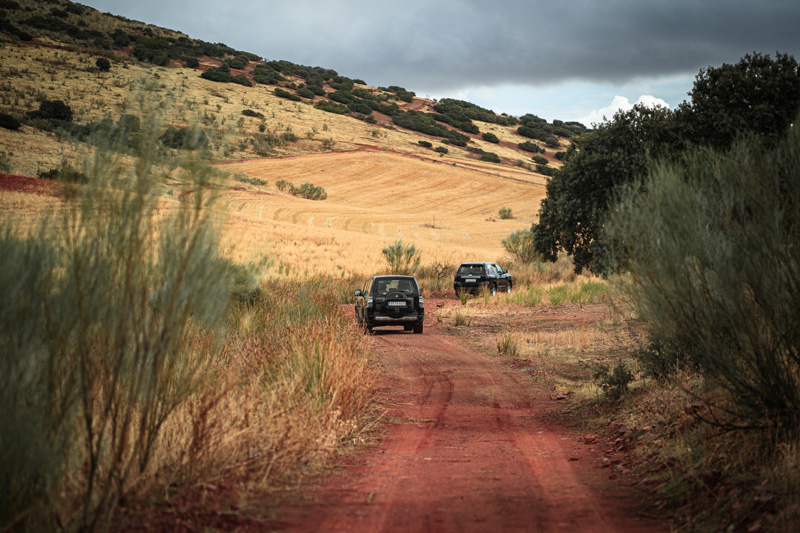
273, 323, 664, 532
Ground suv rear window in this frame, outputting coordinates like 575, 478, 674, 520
373, 277, 419, 296
457, 264, 484, 275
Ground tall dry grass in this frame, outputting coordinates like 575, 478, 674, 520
0, 103, 374, 531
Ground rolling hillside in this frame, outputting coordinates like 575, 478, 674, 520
0, 0, 582, 277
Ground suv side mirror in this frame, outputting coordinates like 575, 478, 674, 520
354, 289, 362, 297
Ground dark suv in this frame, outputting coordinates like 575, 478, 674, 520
354, 275, 425, 333
453, 262, 512, 295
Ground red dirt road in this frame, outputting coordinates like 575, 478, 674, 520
272, 324, 664, 532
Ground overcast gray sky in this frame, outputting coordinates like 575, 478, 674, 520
81, 0, 800, 126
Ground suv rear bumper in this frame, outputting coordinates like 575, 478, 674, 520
369, 313, 423, 326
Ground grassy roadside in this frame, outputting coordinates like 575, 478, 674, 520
431, 277, 800, 531
0, 111, 376, 532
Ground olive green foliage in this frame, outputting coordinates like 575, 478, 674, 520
274, 179, 327, 200
502, 228, 538, 263
480, 152, 501, 163
200, 64, 232, 83
95, 57, 111, 72
0, 112, 21, 130
315, 100, 348, 115
26, 99, 73, 122
679, 52, 800, 150
392, 110, 470, 144
418, 140, 432, 148
482, 132, 500, 143
381, 240, 421, 275
0, 112, 232, 530
38, 164, 88, 183
231, 74, 252, 87
607, 120, 800, 429
498, 207, 513, 219
274, 87, 301, 101
159, 126, 208, 150
593, 363, 634, 399
434, 146, 448, 154
533, 105, 682, 274
434, 98, 517, 126
518, 141, 544, 153
241, 109, 264, 119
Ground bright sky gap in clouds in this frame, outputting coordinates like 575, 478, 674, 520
80, 0, 800, 126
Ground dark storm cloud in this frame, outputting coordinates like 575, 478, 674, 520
82, 0, 800, 91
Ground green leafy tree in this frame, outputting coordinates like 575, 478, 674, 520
532, 104, 682, 274
678, 51, 800, 150
532, 52, 800, 275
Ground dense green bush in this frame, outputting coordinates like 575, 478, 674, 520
607, 120, 800, 428
38, 165, 88, 184
159, 126, 208, 150
532, 155, 548, 165
289, 182, 327, 200
480, 152, 501, 163
0, 112, 21, 131
26, 99, 73, 122
200, 64, 231, 83
241, 109, 264, 119
482, 132, 500, 143
231, 74, 252, 87
224, 55, 250, 70
183, 56, 200, 68
518, 141, 542, 153
435, 146, 448, 154
274, 88, 301, 101
296, 87, 315, 99
418, 140, 432, 149
315, 100, 348, 115
95, 57, 111, 72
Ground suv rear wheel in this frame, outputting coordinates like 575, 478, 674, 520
413, 323, 423, 334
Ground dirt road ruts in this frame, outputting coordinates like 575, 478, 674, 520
273, 324, 663, 532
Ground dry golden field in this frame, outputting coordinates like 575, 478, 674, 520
1, 37, 557, 280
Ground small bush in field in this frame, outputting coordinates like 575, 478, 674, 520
289, 182, 327, 200
38, 165, 88, 184
0, 113, 21, 130
593, 363, 634, 399
496, 331, 519, 357
200, 64, 231, 83
482, 132, 500, 144
241, 109, 264, 119
382, 240, 421, 275
231, 74, 252, 87
275, 179, 290, 192
532, 155, 548, 165
418, 140, 432, 148
27, 100, 73, 122
452, 310, 472, 326
502, 228, 538, 263
480, 152, 501, 163
498, 207, 513, 219
95, 57, 111, 72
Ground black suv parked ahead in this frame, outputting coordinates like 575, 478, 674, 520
453, 262, 512, 295
354, 275, 424, 333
